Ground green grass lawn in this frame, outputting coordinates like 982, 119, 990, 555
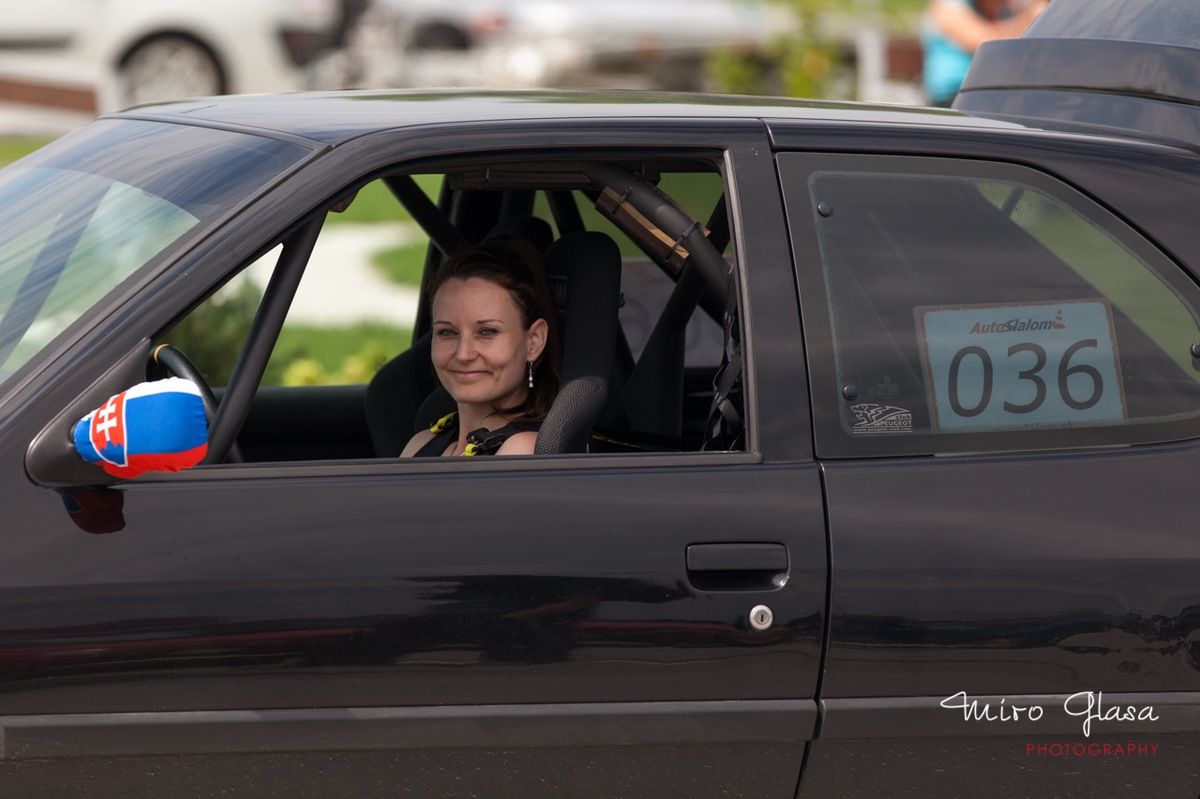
327, 174, 444, 226
266, 322, 413, 385
880, 0, 927, 16
0, 137, 51, 167
371, 240, 429, 287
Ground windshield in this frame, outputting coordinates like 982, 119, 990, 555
0, 119, 308, 387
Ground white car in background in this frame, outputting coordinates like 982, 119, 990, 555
378, 0, 788, 90
0, 0, 360, 111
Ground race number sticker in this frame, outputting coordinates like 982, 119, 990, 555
917, 299, 1126, 432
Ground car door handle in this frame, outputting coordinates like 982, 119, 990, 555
686, 543, 788, 591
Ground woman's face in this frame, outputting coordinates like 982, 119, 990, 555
431, 276, 547, 410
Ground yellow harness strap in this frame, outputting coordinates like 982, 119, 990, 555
429, 412, 456, 434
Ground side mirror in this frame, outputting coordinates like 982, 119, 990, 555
26, 340, 149, 488
27, 339, 209, 536
70, 377, 207, 479
29, 347, 209, 486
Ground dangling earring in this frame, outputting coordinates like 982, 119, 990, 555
527, 360, 534, 389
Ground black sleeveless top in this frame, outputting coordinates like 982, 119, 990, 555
414, 412, 543, 457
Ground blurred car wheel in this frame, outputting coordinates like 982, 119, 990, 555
118, 35, 226, 108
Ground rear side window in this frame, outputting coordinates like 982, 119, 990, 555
780, 153, 1200, 457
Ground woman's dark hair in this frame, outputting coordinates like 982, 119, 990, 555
430, 238, 561, 419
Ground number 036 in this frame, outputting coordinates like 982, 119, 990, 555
947, 339, 1103, 418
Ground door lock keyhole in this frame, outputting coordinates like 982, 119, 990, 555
749, 604, 774, 631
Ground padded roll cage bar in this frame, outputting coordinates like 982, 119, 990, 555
384, 160, 733, 302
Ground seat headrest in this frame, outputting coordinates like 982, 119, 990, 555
487, 216, 554, 255
543, 232, 622, 379
535, 231, 622, 454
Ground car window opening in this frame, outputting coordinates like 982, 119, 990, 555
156, 154, 745, 467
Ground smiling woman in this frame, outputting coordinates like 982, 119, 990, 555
402, 240, 559, 457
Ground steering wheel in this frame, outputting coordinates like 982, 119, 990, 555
152, 344, 243, 464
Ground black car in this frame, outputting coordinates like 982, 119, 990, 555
0, 2, 1198, 795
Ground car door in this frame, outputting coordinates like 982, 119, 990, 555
0, 118, 826, 797
776, 137, 1200, 796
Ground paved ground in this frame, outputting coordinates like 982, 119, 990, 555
244, 223, 424, 327
0, 100, 93, 137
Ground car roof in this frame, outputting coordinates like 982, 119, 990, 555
107, 89, 1030, 147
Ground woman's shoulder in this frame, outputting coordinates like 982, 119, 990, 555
495, 429, 538, 455
400, 428, 438, 458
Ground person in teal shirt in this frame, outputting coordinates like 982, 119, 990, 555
922, 0, 1047, 106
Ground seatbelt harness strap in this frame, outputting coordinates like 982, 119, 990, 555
703, 266, 744, 451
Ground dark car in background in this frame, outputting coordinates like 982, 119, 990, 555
0, 0, 1197, 795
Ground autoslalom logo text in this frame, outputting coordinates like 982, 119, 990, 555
969, 309, 1066, 335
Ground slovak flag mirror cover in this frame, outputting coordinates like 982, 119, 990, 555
71, 378, 208, 479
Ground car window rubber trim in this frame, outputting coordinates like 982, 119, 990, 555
104, 112, 325, 151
